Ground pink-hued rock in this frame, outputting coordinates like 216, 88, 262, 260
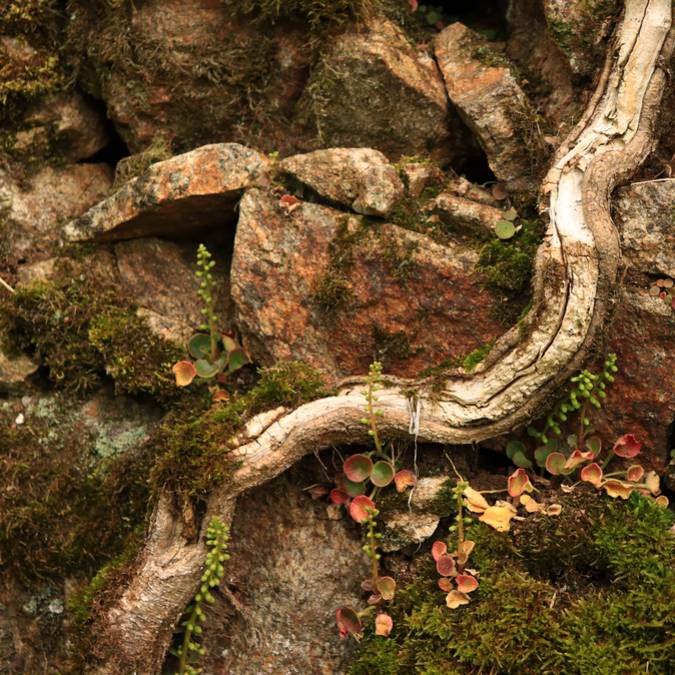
297, 18, 469, 161
434, 23, 541, 189
1, 163, 113, 266
278, 148, 404, 218
62, 143, 270, 241
231, 188, 504, 381
428, 192, 506, 237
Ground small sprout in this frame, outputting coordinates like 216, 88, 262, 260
343, 454, 373, 482
626, 465, 645, 482
655, 495, 669, 508
375, 613, 393, 637
544, 504, 563, 516
446, 590, 470, 609
491, 182, 508, 200
349, 495, 376, 523
455, 574, 479, 594
502, 207, 518, 221
375, 576, 396, 601
370, 461, 395, 487
585, 436, 602, 454
212, 389, 229, 403
507, 468, 532, 498
431, 540, 447, 561
580, 462, 603, 487
545, 452, 567, 475
393, 469, 417, 492
173, 361, 197, 387
329, 489, 350, 505
279, 193, 301, 215
612, 434, 641, 458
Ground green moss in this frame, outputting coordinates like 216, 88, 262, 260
351, 492, 675, 674
149, 361, 330, 498
461, 343, 492, 373
111, 135, 172, 190
0, 276, 183, 400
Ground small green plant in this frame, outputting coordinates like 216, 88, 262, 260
175, 517, 230, 675
172, 245, 248, 392
334, 362, 417, 640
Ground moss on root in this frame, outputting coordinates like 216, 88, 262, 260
0, 276, 183, 401
351, 491, 675, 674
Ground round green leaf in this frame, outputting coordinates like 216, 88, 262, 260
187, 333, 212, 359
512, 450, 533, 468
227, 348, 248, 374
534, 445, 554, 467
495, 220, 516, 240
503, 207, 518, 221
343, 454, 373, 482
194, 358, 220, 379
506, 440, 526, 460
370, 461, 395, 487
343, 477, 367, 497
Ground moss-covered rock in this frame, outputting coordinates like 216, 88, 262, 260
350, 491, 675, 674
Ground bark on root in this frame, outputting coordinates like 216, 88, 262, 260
91, 2, 673, 672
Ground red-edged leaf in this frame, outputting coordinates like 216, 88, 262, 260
343, 478, 367, 498
431, 540, 447, 562
375, 576, 396, 601
343, 454, 373, 482
580, 462, 603, 487
612, 434, 641, 458
655, 495, 669, 508
545, 452, 567, 475
438, 577, 453, 591
367, 593, 382, 605
212, 388, 229, 402
455, 574, 479, 594
329, 489, 350, 505
626, 464, 644, 482
349, 495, 377, 523
393, 469, 417, 492
602, 479, 633, 500
375, 613, 393, 637
436, 554, 457, 577
279, 194, 301, 214
564, 449, 596, 470
370, 461, 395, 487
336, 607, 362, 639
172, 361, 197, 387
507, 468, 532, 498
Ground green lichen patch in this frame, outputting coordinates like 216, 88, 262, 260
350, 491, 675, 674
0, 276, 183, 400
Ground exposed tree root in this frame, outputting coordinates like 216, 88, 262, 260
91, 3, 673, 672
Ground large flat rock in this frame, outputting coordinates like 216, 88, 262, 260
62, 143, 270, 241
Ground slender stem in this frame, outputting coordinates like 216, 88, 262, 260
367, 383, 383, 457
0, 276, 15, 294
178, 604, 198, 675
577, 401, 589, 448
209, 312, 218, 362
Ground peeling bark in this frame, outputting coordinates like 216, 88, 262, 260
91, 2, 673, 672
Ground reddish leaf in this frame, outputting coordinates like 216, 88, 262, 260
336, 607, 362, 639
455, 574, 479, 594
408, 0, 419, 11
279, 193, 301, 214
212, 389, 229, 402
343, 454, 373, 482
329, 489, 350, 505
360, 579, 373, 592
436, 554, 457, 577
307, 484, 329, 499
376, 576, 396, 601
507, 468, 532, 498
612, 434, 641, 458
626, 464, 644, 482
564, 449, 596, 470
375, 613, 393, 637
367, 593, 382, 605
438, 577, 453, 591
349, 495, 377, 523
394, 469, 417, 493
172, 361, 197, 387
580, 462, 603, 487
431, 540, 447, 561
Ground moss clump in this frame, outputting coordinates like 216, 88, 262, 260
111, 135, 172, 190
0, 277, 183, 400
461, 343, 492, 373
222, 0, 379, 30
478, 217, 545, 296
0, 419, 150, 582
351, 491, 675, 674
149, 361, 330, 499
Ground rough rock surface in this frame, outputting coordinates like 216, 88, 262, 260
428, 192, 507, 237
0, 348, 38, 391
15, 92, 110, 162
62, 144, 270, 242
1, 163, 113, 266
278, 148, 404, 218
434, 23, 541, 189
231, 189, 504, 380
68, 0, 310, 154
201, 471, 362, 674
297, 18, 466, 161
543, 0, 621, 78
614, 179, 674, 278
